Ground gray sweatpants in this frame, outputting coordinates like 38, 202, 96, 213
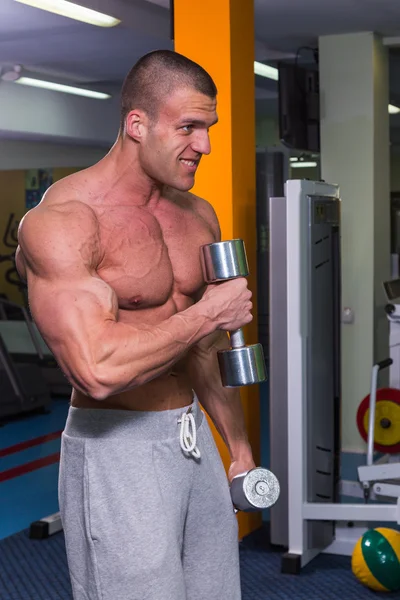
59, 398, 241, 600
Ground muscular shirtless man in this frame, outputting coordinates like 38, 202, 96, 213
16, 50, 255, 600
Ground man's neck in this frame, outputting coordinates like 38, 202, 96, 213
99, 137, 164, 208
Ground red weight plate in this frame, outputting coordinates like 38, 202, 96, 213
356, 388, 400, 454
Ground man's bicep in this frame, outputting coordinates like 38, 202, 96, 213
28, 270, 117, 337
19, 204, 105, 321
25, 268, 119, 395
18, 203, 118, 376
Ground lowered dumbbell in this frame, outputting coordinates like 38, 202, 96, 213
200, 239, 267, 387
230, 467, 280, 512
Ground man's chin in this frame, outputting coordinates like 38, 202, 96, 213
170, 175, 195, 193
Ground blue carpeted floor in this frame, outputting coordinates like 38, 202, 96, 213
0, 400, 69, 540
0, 529, 398, 600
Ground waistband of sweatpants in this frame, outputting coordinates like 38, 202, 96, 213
62, 394, 204, 441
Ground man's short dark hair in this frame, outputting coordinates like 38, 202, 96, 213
120, 50, 217, 130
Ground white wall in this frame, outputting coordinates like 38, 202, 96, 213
0, 80, 119, 146
0, 139, 108, 170
319, 32, 390, 453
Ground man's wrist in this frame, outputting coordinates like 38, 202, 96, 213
189, 298, 219, 338
229, 440, 253, 463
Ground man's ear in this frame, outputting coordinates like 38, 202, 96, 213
125, 110, 148, 142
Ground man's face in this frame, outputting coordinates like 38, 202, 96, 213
139, 87, 218, 192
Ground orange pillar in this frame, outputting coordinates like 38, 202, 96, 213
174, 0, 261, 538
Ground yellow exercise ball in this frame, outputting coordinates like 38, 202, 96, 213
351, 527, 400, 592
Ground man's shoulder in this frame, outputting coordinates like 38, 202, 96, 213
188, 192, 220, 240
18, 194, 101, 277
19, 181, 99, 253
166, 188, 219, 231
40, 168, 91, 208
23, 197, 97, 231
29, 167, 99, 221
186, 190, 214, 212
165, 186, 208, 208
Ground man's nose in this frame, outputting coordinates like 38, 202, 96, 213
191, 131, 211, 156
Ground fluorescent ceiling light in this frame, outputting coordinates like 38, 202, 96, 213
14, 0, 120, 27
291, 161, 317, 168
254, 61, 278, 81
389, 104, 400, 114
16, 77, 111, 99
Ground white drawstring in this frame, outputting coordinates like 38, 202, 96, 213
178, 411, 201, 459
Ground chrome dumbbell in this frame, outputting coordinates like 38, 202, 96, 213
230, 467, 280, 512
200, 239, 267, 387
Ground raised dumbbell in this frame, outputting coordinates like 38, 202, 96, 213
230, 467, 280, 512
200, 239, 267, 387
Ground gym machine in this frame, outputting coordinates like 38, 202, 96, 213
0, 297, 71, 399
0, 213, 71, 397
0, 213, 29, 312
268, 179, 400, 573
383, 277, 400, 390
357, 358, 400, 501
0, 214, 53, 418
269, 179, 341, 569
0, 298, 51, 420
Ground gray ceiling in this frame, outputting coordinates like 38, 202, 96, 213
0, 0, 172, 86
254, 0, 400, 50
2, 0, 400, 140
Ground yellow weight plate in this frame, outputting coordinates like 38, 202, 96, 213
363, 400, 400, 447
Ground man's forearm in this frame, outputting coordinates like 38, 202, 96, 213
201, 387, 252, 461
188, 331, 253, 461
51, 298, 217, 401
92, 304, 218, 399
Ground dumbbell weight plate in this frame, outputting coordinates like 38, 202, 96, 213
218, 343, 267, 387
201, 239, 249, 283
230, 467, 280, 512
356, 387, 400, 454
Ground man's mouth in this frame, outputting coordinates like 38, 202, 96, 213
180, 159, 198, 168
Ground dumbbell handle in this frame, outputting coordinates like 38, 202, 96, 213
230, 329, 245, 348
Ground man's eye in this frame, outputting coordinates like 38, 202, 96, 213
182, 125, 193, 132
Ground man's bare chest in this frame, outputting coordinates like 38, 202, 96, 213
95, 204, 215, 310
